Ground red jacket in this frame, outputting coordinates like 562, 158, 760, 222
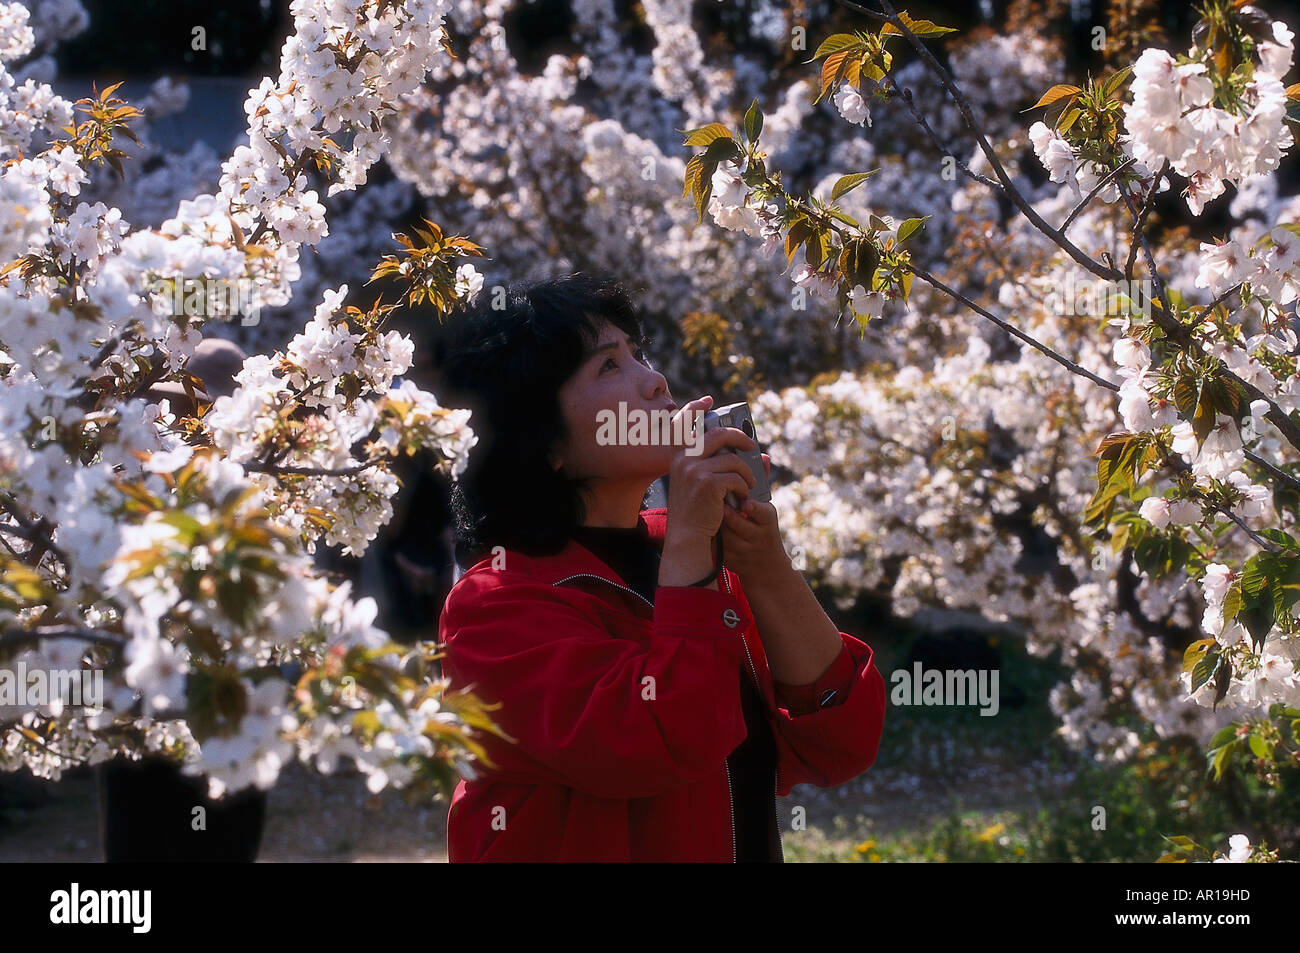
438, 506, 886, 862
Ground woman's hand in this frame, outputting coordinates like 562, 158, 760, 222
662, 395, 757, 544
719, 453, 790, 582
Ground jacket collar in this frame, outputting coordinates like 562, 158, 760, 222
463, 507, 670, 590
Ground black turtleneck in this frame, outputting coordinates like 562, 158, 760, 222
570, 517, 784, 863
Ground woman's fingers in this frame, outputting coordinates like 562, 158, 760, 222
690, 451, 755, 487
723, 503, 756, 528
717, 472, 750, 501
676, 395, 712, 439
699, 425, 756, 457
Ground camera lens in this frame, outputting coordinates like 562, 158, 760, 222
742, 419, 754, 439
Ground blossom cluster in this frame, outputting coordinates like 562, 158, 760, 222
1125, 26, 1294, 215
0, 0, 488, 799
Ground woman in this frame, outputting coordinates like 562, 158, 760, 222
432, 272, 886, 862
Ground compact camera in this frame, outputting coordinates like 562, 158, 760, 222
701, 400, 771, 510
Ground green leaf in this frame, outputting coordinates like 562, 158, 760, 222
1183, 637, 1217, 675
1210, 739, 1236, 779
682, 123, 735, 148
1207, 724, 1238, 751
804, 227, 830, 269
1055, 106, 1084, 135
1239, 553, 1269, 596
1027, 84, 1083, 111
683, 153, 707, 201
841, 239, 880, 289
159, 510, 204, 541
1206, 376, 1247, 418
1192, 385, 1217, 444
1272, 555, 1300, 617
1191, 653, 1221, 695
1110, 519, 1132, 554
1238, 597, 1274, 646
1221, 583, 1242, 624
1248, 733, 1270, 759
827, 207, 860, 227
3, 567, 51, 601
1132, 533, 1192, 579
1212, 655, 1232, 709
811, 33, 864, 60
818, 50, 861, 104
1103, 66, 1134, 98
880, 13, 957, 37
700, 136, 743, 165
784, 216, 814, 265
1084, 432, 1149, 527
830, 170, 878, 203
896, 215, 929, 244
743, 98, 764, 143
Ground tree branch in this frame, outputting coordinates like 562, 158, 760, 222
899, 260, 1121, 391
245, 455, 386, 477
1243, 448, 1300, 494
0, 491, 68, 567
836, 0, 1125, 283
1150, 440, 1279, 555
0, 626, 127, 650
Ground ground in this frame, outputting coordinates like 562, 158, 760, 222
0, 722, 1072, 863
0, 624, 1086, 862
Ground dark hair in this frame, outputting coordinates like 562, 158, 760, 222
431, 272, 648, 569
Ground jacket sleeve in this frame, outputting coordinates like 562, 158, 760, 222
769, 631, 887, 796
725, 571, 887, 797
772, 642, 857, 716
439, 570, 751, 800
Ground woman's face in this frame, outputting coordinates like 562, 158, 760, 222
551, 319, 678, 486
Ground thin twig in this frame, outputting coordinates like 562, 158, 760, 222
1243, 448, 1300, 494
0, 726, 92, 766
1150, 440, 1279, 554
900, 261, 1121, 391
1061, 157, 1136, 232
1202, 282, 1242, 317
1126, 161, 1168, 278
1117, 178, 1169, 317
884, 76, 1001, 189
1215, 503, 1279, 554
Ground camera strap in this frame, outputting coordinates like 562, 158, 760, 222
683, 532, 723, 588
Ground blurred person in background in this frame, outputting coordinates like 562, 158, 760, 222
95, 336, 270, 862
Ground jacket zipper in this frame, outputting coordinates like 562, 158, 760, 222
551, 573, 654, 608
553, 567, 781, 862
723, 755, 736, 863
